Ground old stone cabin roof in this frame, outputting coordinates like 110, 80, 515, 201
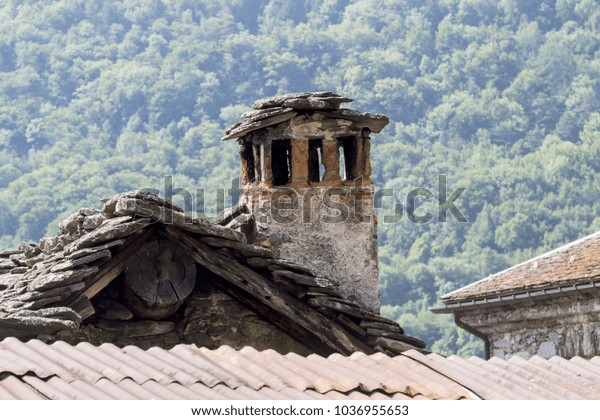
221, 91, 389, 142
0, 190, 424, 356
2, 337, 600, 400
439, 230, 600, 307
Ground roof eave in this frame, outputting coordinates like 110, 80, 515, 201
431, 279, 600, 314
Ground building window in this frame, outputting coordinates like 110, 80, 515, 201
272, 140, 291, 186
338, 137, 356, 180
308, 139, 324, 182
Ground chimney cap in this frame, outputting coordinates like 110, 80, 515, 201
222, 92, 389, 141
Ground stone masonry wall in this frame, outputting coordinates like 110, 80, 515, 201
181, 284, 311, 355
243, 186, 380, 313
458, 293, 600, 359
72, 280, 311, 355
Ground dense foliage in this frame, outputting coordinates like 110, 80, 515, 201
1, 0, 599, 355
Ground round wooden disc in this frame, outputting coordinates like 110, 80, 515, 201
123, 239, 196, 320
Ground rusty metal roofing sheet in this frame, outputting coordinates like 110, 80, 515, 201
1, 338, 599, 400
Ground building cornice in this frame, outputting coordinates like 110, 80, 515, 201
431, 279, 600, 314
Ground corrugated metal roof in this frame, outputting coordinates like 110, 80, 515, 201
1, 338, 599, 400
400, 350, 600, 400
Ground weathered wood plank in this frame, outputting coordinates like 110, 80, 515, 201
360, 320, 403, 334
122, 239, 196, 320
365, 328, 409, 341
307, 297, 401, 325
246, 257, 275, 270
82, 264, 125, 301
69, 295, 96, 320
200, 236, 274, 258
270, 259, 315, 276
270, 275, 307, 299
369, 336, 424, 353
305, 286, 342, 298
74, 229, 156, 301
336, 314, 366, 338
165, 226, 373, 355
272, 270, 319, 287
366, 329, 427, 349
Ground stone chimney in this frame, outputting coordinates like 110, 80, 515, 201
222, 92, 389, 313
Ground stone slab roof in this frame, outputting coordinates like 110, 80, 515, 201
0, 190, 424, 355
441, 231, 600, 303
221, 92, 389, 141
2, 338, 600, 400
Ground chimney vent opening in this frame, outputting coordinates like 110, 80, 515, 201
338, 137, 356, 181
272, 139, 292, 186
308, 139, 325, 182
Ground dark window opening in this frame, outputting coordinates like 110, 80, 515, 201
338, 137, 356, 180
272, 140, 291, 186
241, 142, 256, 184
308, 139, 324, 182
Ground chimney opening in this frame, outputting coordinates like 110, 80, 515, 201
308, 139, 324, 182
272, 139, 291, 186
338, 137, 356, 181
241, 141, 256, 184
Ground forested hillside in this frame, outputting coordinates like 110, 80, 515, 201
1, 0, 599, 355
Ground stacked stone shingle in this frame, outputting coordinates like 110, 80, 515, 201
0, 190, 425, 355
